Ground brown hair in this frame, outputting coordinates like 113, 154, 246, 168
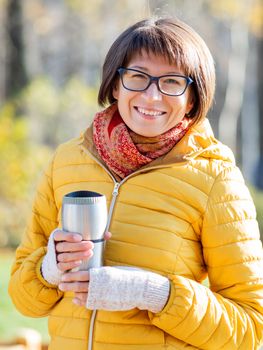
98, 17, 215, 124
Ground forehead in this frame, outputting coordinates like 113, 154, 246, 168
126, 50, 185, 74
121, 25, 199, 77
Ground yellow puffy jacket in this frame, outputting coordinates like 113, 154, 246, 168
9, 118, 263, 349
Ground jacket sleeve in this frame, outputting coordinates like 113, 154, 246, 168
8, 153, 63, 317
149, 164, 263, 349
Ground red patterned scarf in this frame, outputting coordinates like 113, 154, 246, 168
93, 104, 192, 178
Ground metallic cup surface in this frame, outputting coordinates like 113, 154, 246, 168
62, 190, 108, 270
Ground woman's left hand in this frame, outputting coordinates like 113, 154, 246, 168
59, 270, 89, 306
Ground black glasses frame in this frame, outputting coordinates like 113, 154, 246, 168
117, 67, 193, 96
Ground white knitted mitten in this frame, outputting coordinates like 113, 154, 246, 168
41, 229, 64, 285
86, 266, 170, 313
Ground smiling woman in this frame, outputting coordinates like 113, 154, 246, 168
9, 17, 263, 350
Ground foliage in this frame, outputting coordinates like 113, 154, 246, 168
21, 76, 98, 146
0, 102, 52, 247
209, 0, 263, 37
0, 77, 98, 247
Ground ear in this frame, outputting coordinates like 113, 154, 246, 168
186, 95, 195, 115
112, 83, 119, 100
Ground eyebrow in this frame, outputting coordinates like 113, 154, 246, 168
128, 65, 182, 75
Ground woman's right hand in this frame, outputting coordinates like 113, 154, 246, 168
41, 229, 111, 285
41, 229, 94, 285
53, 230, 94, 272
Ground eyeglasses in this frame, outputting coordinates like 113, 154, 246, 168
117, 67, 193, 96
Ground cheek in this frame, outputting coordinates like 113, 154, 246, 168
178, 96, 192, 111
168, 97, 187, 112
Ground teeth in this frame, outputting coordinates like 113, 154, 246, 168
137, 107, 163, 116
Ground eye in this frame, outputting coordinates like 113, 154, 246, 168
162, 77, 181, 85
130, 73, 148, 80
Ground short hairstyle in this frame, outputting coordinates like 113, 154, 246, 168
98, 17, 215, 124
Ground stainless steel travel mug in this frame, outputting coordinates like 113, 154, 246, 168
62, 190, 108, 270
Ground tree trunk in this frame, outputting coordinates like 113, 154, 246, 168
0, 3, 7, 104
218, 19, 249, 157
256, 36, 263, 189
5, 0, 27, 98
240, 35, 260, 185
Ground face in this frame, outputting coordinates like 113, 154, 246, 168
113, 51, 194, 137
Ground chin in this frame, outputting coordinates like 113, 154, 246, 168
137, 130, 160, 137
128, 123, 165, 137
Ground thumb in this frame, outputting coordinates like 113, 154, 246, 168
104, 231, 112, 240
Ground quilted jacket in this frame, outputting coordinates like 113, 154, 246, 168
9, 117, 263, 349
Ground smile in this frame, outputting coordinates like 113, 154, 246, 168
135, 107, 165, 116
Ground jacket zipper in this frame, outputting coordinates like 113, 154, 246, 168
106, 182, 120, 232
87, 182, 120, 350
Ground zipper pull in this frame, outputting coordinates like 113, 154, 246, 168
112, 182, 120, 196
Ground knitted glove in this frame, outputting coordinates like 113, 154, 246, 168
86, 266, 170, 313
41, 229, 64, 285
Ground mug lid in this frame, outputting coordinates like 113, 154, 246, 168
63, 191, 106, 205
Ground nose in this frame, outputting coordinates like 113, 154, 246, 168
142, 82, 162, 101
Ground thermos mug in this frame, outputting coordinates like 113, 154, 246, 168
62, 190, 108, 270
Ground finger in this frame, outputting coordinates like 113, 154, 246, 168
104, 231, 112, 240
57, 260, 82, 272
61, 271, 89, 282
72, 297, 86, 307
54, 230, 82, 243
57, 249, 93, 263
74, 292, 88, 302
56, 240, 94, 253
59, 281, 89, 292
73, 293, 88, 306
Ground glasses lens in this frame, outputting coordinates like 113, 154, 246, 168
159, 76, 188, 95
121, 69, 149, 91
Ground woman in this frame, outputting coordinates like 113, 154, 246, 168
9, 17, 263, 350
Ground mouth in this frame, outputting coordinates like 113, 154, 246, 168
134, 106, 166, 118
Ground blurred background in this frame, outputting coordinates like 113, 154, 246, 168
0, 0, 262, 348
